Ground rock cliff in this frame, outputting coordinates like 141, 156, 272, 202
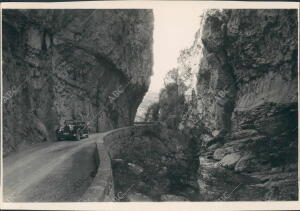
3, 9, 153, 155
135, 91, 159, 122
111, 125, 199, 201
146, 9, 298, 200
196, 9, 298, 201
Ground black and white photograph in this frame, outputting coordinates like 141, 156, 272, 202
1, 2, 299, 207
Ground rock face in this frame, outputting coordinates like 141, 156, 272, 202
111, 126, 199, 201
135, 90, 159, 122
144, 82, 187, 130
195, 9, 298, 201
146, 9, 298, 201
3, 10, 153, 155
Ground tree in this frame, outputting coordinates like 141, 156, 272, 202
163, 68, 179, 87
144, 102, 160, 122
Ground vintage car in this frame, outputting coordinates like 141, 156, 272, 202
56, 120, 89, 141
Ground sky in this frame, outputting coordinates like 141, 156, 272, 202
148, 7, 204, 93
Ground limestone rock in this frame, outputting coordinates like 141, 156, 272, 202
200, 134, 213, 143
207, 143, 220, 151
234, 153, 255, 172
213, 147, 234, 161
219, 152, 242, 169
128, 163, 144, 175
212, 130, 221, 137
213, 148, 226, 160
195, 10, 297, 200
3, 9, 154, 155
231, 129, 259, 140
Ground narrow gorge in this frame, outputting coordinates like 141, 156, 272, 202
145, 9, 298, 200
2, 8, 298, 202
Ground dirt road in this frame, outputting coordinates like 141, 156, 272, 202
3, 134, 101, 202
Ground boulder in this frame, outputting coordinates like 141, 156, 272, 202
234, 152, 255, 172
219, 152, 242, 169
149, 183, 166, 198
213, 147, 234, 160
135, 181, 149, 193
200, 134, 213, 143
231, 129, 259, 140
207, 143, 220, 151
212, 130, 221, 137
128, 163, 144, 175
158, 166, 168, 176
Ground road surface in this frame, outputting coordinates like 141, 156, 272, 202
3, 134, 102, 202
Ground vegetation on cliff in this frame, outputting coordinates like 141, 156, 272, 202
145, 9, 298, 200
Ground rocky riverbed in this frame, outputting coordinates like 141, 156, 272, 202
112, 127, 199, 201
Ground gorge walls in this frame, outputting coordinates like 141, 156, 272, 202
3, 10, 154, 155
146, 9, 298, 200
107, 123, 199, 201
195, 9, 298, 201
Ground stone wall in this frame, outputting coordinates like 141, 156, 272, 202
103, 123, 160, 159
80, 138, 114, 202
80, 123, 160, 201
